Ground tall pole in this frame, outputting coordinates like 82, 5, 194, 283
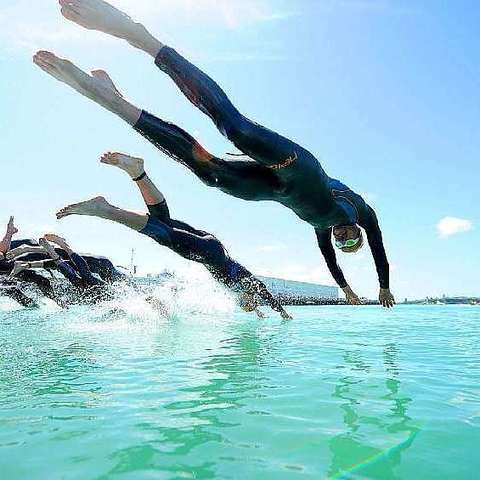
130, 248, 135, 275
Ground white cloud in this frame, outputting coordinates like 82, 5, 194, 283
0, 0, 295, 54
437, 217, 473, 239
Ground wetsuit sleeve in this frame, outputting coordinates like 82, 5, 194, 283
315, 228, 348, 289
248, 277, 287, 314
360, 206, 390, 289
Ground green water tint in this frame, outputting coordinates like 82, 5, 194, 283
0, 305, 478, 479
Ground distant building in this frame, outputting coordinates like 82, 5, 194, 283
258, 276, 338, 300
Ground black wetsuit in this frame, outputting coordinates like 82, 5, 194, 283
3, 240, 117, 304
9, 240, 127, 284
140, 200, 285, 313
50, 253, 112, 304
133, 47, 389, 290
0, 257, 58, 304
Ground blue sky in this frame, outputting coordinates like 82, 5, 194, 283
0, 0, 478, 300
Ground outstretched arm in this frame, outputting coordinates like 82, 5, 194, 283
0, 217, 18, 257
245, 277, 292, 319
315, 228, 361, 305
361, 206, 395, 308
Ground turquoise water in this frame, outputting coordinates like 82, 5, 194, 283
1, 302, 479, 479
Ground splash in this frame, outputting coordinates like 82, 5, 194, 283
1, 267, 238, 328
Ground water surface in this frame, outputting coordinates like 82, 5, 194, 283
1, 303, 478, 479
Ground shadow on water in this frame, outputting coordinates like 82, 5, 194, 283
328, 343, 419, 480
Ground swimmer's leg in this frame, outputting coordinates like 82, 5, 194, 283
101, 152, 203, 236
57, 197, 150, 232
34, 51, 141, 125
58, 0, 163, 57
56, 196, 220, 267
152, 48, 325, 179
33, 52, 275, 199
60, 0, 312, 172
0, 216, 18, 256
100, 152, 170, 216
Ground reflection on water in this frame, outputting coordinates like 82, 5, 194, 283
328, 343, 419, 479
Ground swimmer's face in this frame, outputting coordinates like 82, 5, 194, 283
333, 225, 364, 253
239, 293, 258, 312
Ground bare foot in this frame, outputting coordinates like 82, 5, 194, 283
58, 0, 162, 55
33, 51, 140, 124
38, 238, 61, 261
100, 152, 144, 178
8, 262, 28, 279
57, 196, 111, 219
7, 216, 18, 235
43, 234, 69, 251
33, 51, 119, 100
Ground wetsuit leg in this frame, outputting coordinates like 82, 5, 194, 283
134, 114, 280, 201
147, 201, 211, 237
140, 216, 228, 273
69, 253, 106, 287
56, 261, 84, 289
147, 47, 328, 186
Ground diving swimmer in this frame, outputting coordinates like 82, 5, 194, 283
56, 152, 291, 319
10, 235, 112, 304
34, 0, 395, 307
7, 242, 127, 284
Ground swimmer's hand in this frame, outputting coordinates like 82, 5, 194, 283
379, 288, 395, 308
255, 308, 266, 319
342, 285, 362, 305
280, 310, 293, 320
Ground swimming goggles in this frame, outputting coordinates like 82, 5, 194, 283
335, 238, 360, 249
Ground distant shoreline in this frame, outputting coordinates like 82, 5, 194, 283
273, 297, 480, 306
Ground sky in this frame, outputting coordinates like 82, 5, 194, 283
1, 0, 478, 300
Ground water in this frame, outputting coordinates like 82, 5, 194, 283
0, 301, 479, 479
